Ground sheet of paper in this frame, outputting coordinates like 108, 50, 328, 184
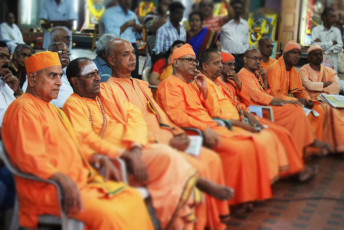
185, 136, 203, 157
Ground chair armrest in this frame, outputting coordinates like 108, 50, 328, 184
111, 158, 129, 184
149, 85, 158, 89
0, 141, 64, 211
213, 118, 233, 130
182, 127, 203, 137
249, 105, 274, 122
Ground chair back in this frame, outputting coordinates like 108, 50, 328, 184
142, 67, 151, 82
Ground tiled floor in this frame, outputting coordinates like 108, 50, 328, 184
226, 155, 344, 230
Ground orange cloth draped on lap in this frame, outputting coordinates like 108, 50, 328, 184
267, 56, 327, 146
260, 57, 276, 70
214, 77, 304, 176
62, 84, 199, 229
108, 77, 230, 230
156, 75, 274, 205
238, 67, 314, 151
300, 64, 344, 152
2, 93, 154, 229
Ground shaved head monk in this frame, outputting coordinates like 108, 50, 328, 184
156, 43, 278, 211
105, 38, 233, 230
300, 44, 344, 152
62, 57, 200, 229
258, 37, 276, 70
1, 51, 154, 229
267, 41, 333, 153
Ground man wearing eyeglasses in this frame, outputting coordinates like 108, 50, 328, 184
157, 43, 277, 209
107, 38, 234, 229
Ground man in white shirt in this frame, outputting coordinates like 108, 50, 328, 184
48, 42, 73, 107
40, 0, 78, 50
312, 7, 343, 72
220, 0, 248, 72
0, 12, 25, 54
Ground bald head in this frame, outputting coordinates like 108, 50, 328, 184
106, 38, 136, 76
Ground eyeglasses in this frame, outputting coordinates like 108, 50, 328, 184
179, 58, 199, 66
57, 50, 71, 56
81, 71, 101, 79
246, 56, 262, 61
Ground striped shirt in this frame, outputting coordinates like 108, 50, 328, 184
154, 21, 186, 54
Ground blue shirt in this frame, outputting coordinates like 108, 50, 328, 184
103, 6, 139, 43
39, 0, 78, 50
93, 55, 112, 76
154, 21, 186, 54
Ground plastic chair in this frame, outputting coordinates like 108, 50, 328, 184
142, 67, 151, 82
249, 105, 275, 122
110, 158, 161, 230
0, 142, 84, 230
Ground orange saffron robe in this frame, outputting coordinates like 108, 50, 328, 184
156, 75, 274, 205
108, 77, 229, 230
238, 67, 314, 151
260, 57, 276, 70
267, 57, 327, 146
213, 77, 304, 176
300, 64, 344, 152
2, 93, 154, 229
62, 84, 199, 229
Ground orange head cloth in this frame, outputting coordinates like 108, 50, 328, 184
284, 40, 301, 53
307, 44, 322, 54
171, 43, 196, 63
221, 52, 235, 63
25, 51, 61, 73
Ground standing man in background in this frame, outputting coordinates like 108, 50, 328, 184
103, 0, 143, 78
40, 0, 78, 50
220, 0, 248, 72
312, 7, 343, 71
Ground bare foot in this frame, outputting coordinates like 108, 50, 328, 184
197, 177, 235, 200
311, 139, 334, 153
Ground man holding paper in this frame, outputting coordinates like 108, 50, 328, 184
300, 44, 344, 152
105, 38, 233, 230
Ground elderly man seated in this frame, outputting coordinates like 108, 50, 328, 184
22, 42, 73, 108
93, 33, 117, 78
9, 44, 33, 88
1, 51, 154, 229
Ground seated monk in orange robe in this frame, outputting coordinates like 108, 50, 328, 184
258, 37, 277, 70
105, 38, 233, 230
238, 48, 331, 153
156, 44, 276, 208
267, 41, 333, 153
197, 48, 309, 179
1, 51, 154, 229
217, 51, 318, 180
62, 58, 200, 229
300, 44, 344, 152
